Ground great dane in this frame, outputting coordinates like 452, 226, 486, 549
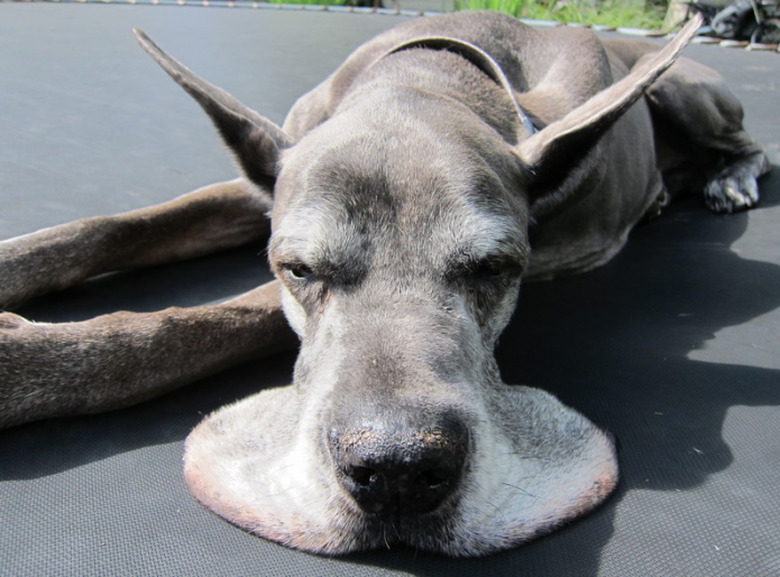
0, 11, 769, 556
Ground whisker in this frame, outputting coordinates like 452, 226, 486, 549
501, 482, 538, 499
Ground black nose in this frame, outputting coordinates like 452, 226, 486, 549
330, 416, 469, 516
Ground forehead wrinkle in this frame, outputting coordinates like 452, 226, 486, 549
451, 169, 529, 259
270, 199, 367, 267
392, 169, 528, 265
438, 209, 527, 264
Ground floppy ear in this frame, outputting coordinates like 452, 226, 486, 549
134, 29, 291, 189
515, 15, 702, 215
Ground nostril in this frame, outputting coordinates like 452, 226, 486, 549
422, 467, 451, 489
347, 465, 378, 488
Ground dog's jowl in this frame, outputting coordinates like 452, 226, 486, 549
0, 10, 769, 557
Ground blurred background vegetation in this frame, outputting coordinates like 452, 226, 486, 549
452, 0, 668, 29
264, 0, 674, 30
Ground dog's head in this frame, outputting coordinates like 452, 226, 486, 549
135, 18, 699, 556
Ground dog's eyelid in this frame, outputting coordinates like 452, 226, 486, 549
471, 256, 522, 280
444, 252, 522, 283
472, 260, 507, 278
282, 261, 316, 282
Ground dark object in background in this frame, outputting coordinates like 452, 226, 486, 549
688, 0, 780, 44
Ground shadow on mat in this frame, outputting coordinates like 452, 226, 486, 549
503, 169, 780, 493
0, 171, 778, 576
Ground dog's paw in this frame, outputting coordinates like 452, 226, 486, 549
704, 173, 759, 213
703, 152, 769, 214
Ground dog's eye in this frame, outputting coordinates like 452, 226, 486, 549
284, 263, 315, 282
446, 255, 520, 285
470, 260, 505, 279
464, 257, 524, 285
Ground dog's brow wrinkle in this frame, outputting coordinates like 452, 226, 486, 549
272, 202, 372, 279
441, 212, 527, 272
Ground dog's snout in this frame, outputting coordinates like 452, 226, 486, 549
331, 418, 469, 516
340, 446, 458, 515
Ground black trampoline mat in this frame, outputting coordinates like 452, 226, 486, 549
1, 4, 779, 576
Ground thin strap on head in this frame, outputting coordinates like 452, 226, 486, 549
380, 36, 536, 136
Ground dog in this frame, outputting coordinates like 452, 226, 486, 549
0, 11, 769, 557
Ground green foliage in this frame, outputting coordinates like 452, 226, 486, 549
266, 0, 349, 5
257, 0, 667, 30
454, 0, 666, 30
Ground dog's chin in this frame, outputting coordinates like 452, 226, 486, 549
183, 384, 618, 557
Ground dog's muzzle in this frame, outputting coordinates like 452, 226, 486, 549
183, 383, 617, 557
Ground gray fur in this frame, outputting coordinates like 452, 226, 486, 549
0, 11, 769, 556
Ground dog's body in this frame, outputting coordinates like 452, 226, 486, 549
0, 11, 769, 556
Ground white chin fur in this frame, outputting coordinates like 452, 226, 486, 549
183, 383, 617, 557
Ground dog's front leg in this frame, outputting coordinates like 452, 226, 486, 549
0, 178, 271, 309
0, 279, 296, 429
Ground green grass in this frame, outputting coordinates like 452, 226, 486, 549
259, 0, 668, 30
266, 0, 350, 5
454, 0, 667, 30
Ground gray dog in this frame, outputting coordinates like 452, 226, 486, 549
0, 11, 769, 557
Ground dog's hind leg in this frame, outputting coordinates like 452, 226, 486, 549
0, 279, 296, 429
642, 55, 771, 213
0, 178, 271, 310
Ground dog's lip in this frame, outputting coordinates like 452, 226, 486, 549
342, 498, 464, 550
